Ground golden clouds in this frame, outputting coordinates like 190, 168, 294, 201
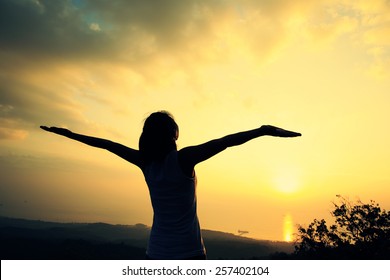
0, 0, 388, 62
0, 126, 28, 140
364, 26, 390, 46
0, 105, 28, 140
1, 0, 389, 145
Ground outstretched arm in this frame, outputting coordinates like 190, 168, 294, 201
40, 126, 142, 167
178, 125, 301, 175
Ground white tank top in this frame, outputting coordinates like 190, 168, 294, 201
142, 150, 205, 259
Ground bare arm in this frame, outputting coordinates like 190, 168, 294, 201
40, 126, 142, 168
178, 125, 301, 175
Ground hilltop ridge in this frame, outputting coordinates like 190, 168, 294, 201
0, 216, 293, 259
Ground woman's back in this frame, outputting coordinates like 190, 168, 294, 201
143, 150, 205, 259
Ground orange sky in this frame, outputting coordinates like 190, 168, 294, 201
1, 0, 390, 241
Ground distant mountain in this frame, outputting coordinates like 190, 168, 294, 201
0, 216, 293, 260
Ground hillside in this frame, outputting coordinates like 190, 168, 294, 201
0, 216, 293, 260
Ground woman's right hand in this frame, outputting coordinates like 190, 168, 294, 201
260, 125, 301, 137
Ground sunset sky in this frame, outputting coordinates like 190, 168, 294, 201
1, 0, 390, 241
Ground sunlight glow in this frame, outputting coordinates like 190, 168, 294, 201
274, 171, 300, 194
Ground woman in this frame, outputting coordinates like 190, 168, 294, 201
41, 111, 301, 259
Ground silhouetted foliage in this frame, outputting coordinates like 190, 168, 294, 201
294, 196, 390, 259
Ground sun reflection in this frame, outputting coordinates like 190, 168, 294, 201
283, 213, 294, 242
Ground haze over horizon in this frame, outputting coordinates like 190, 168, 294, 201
1, 0, 390, 241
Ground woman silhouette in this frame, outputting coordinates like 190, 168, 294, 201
41, 111, 301, 260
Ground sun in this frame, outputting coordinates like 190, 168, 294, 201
274, 172, 300, 194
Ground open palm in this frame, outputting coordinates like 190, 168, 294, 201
40, 126, 72, 136
260, 125, 301, 137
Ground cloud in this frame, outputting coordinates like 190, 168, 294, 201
0, 66, 86, 135
0, 0, 293, 138
364, 26, 390, 46
0, 105, 28, 140
0, 0, 110, 61
1, 0, 389, 65
348, 0, 390, 77
0, 120, 28, 140
1, 0, 390, 141
305, 15, 359, 49
89, 23, 101, 32
0, 0, 318, 65
0, 0, 220, 65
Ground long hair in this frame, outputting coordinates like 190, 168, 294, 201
139, 111, 178, 163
